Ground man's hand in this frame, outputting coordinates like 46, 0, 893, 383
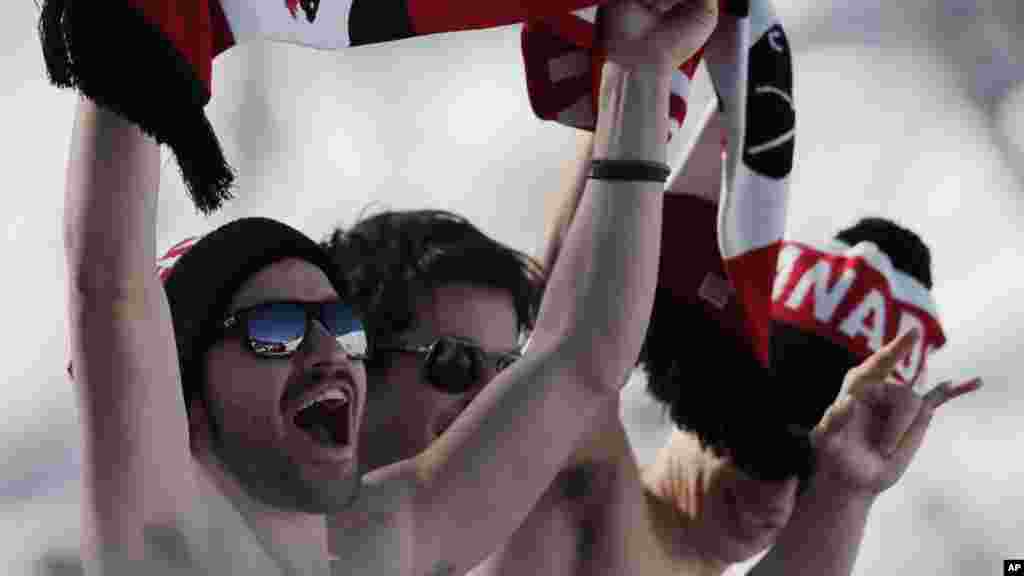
601, 0, 718, 75
811, 329, 983, 500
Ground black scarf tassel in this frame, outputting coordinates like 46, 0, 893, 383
38, 0, 235, 214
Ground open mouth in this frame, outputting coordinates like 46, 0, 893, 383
292, 388, 351, 448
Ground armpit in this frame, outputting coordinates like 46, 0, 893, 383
425, 560, 456, 576
143, 524, 197, 570
37, 534, 204, 576
36, 550, 84, 576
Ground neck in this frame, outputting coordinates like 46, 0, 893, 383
197, 454, 331, 576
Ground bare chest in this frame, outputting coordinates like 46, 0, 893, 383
473, 463, 675, 576
329, 487, 411, 576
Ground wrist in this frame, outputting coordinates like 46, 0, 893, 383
603, 59, 676, 83
807, 469, 880, 511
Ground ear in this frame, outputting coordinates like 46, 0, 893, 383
187, 395, 213, 455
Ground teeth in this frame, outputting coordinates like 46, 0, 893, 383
297, 388, 349, 412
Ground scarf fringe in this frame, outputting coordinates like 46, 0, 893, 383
38, 0, 73, 88
38, 0, 235, 214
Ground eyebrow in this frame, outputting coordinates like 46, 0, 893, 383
227, 295, 340, 315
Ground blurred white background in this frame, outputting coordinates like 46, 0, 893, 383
1, 1, 1021, 574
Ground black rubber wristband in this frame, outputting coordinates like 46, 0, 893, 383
589, 159, 671, 183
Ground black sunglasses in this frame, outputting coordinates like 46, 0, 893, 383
219, 300, 368, 360
376, 336, 521, 394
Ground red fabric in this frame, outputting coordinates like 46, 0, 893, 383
668, 49, 703, 134
724, 242, 780, 366
702, 1, 793, 369
210, 0, 236, 59
124, 0, 227, 99
157, 236, 202, 282
659, 195, 724, 304
521, 18, 703, 134
126, 0, 612, 100
772, 241, 946, 384
409, 0, 603, 35
659, 194, 759, 361
521, 21, 597, 128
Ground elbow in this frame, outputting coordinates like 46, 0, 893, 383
67, 267, 152, 308
552, 327, 631, 396
527, 307, 634, 394
64, 229, 152, 304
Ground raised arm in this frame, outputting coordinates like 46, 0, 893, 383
541, 95, 724, 279
540, 131, 593, 275
370, 2, 720, 574
641, 332, 982, 576
635, 95, 735, 556
747, 334, 981, 576
65, 99, 199, 573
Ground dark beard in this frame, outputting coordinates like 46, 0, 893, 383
206, 402, 361, 514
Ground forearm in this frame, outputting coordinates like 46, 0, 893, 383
748, 478, 875, 576
540, 132, 593, 275
408, 336, 607, 573
64, 98, 160, 300
64, 100, 197, 572
539, 61, 669, 379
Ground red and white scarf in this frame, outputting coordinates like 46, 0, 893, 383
772, 240, 946, 387
39, 0, 608, 213
708, 0, 794, 368
520, 6, 704, 137
654, 0, 794, 367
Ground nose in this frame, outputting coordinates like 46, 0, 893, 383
300, 318, 357, 366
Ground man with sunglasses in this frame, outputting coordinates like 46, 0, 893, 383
322, 209, 542, 502
61, 0, 718, 574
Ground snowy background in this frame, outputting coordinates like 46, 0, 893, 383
1, 1, 1021, 574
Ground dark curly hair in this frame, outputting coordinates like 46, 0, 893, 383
322, 208, 545, 378
835, 217, 932, 289
639, 216, 933, 484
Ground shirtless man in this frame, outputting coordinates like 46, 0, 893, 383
484, 106, 981, 576
61, 1, 718, 574
319, 96, 979, 576
321, 57, 983, 574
